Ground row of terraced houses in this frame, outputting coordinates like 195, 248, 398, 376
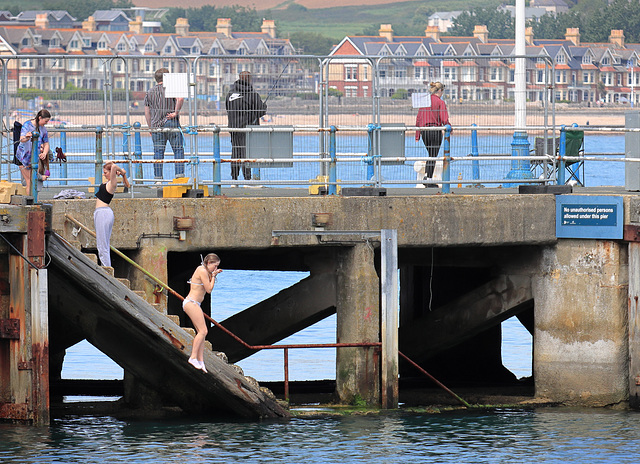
0, 10, 638, 105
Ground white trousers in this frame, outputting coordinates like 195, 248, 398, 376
94, 206, 114, 267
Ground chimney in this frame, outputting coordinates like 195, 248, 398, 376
217, 18, 232, 38
525, 26, 534, 45
609, 29, 624, 48
565, 27, 580, 46
378, 24, 393, 42
34, 13, 49, 30
473, 25, 488, 43
424, 25, 440, 42
261, 19, 276, 39
175, 17, 189, 37
128, 16, 142, 34
83, 16, 96, 32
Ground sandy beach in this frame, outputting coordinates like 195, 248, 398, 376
47, 105, 630, 132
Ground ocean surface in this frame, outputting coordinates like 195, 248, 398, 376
3, 134, 640, 462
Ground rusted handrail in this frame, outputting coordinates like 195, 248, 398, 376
63, 213, 469, 406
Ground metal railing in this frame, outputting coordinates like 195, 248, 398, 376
6, 121, 635, 201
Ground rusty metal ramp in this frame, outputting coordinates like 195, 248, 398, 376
46, 232, 289, 420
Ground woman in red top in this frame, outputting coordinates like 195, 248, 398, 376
415, 82, 450, 187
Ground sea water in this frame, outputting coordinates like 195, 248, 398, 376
3, 134, 639, 462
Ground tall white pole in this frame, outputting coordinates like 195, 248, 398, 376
505, 0, 533, 184
515, 0, 526, 128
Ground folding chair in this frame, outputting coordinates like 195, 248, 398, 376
530, 137, 556, 181
561, 130, 585, 186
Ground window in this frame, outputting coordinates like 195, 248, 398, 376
164, 45, 172, 54
555, 71, 566, 84
556, 53, 565, 64
582, 71, 592, 83
98, 41, 107, 50
33, 36, 41, 46
344, 65, 356, 81
21, 38, 30, 47
461, 67, 476, 82
70, 39, 79, 49
602, 57, 610, 65
443, 67, 457, 81
537, 70, 545, 84
601, 72, 613, 85
363, 86, 368, 98
582, 54, 592, 65
117, 42, 126, 52
618, 73, 622, 86
394, 68, 406, 79
145, 43, 153, 52
344, 86, 357, 97
83, 38, 91, 47
490, 67, 503, 81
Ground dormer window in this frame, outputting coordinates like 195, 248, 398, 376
145, 43, 153, 52
21, 38, 30, 47
556, 53, 565, 64
582, 54, 592, 65
192, 46, 200, 54
164, 45, 172, 54
50, 38, 59, 47
70, 39, 79, 49
117, 42, 126, 52
602, 56, 610, 65
98, 40, 107, 50
33, 36, 41, 46
83, 38, 91, 48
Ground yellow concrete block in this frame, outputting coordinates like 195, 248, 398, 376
308, 175, 341, 195
0, 181, 25, 203
162, 177, 208, 198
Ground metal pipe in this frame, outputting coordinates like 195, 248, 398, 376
399, 350, 471, 408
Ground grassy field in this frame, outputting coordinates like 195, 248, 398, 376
0, 0, 500, 42
268, 0, 502, 40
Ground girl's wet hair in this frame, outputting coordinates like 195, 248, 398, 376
203, 253, 220, 265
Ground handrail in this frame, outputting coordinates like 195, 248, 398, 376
63, 213, 470, 407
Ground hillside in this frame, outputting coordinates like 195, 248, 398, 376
133, 0, 422, 9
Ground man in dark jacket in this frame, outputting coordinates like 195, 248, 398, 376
225, 71, 267, 182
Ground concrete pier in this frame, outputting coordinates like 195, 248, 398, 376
4, 188, 640, 423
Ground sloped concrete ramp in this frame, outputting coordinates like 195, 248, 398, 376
47, 233, 289, 419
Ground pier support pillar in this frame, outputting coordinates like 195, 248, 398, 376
335, 243, 380, 405
130, 242, 169, 314
534, 240, 628, 406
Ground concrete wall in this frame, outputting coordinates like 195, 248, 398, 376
534, 240, 629, 406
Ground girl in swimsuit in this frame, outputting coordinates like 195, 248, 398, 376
184, 253, 222, 372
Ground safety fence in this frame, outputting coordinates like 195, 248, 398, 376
4, 121, 628, 201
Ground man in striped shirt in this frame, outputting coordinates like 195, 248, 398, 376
144, 68, 185, 181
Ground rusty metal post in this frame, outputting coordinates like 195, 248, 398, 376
627, 226, 640, 408
284, 348, 289, 402
380, 229, 398, 409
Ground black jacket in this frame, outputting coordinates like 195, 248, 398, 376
225, 79, 267, 128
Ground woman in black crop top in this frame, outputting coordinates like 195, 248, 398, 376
93, 162, 130, 267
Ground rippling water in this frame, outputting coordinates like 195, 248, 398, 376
3, 409, 640, 463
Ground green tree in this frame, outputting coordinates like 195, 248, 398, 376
448, 8, 514, 39
288, 31, 335, 55
162, 5, 262, 33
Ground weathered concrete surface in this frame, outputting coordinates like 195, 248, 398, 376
534, 240, 629, 406
335, 243, 380, 405
400, 274, 533, 362
50, 194, 559, 251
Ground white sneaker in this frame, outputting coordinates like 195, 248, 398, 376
188, 358, 202, 370
228, 184, 238, 188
